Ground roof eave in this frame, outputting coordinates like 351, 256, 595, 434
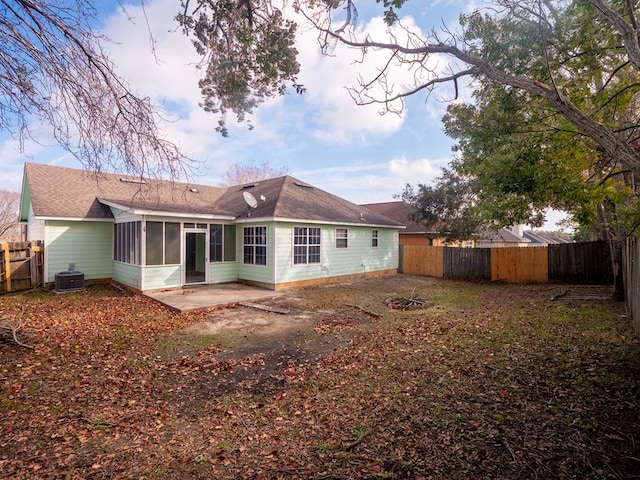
31, 215, 114, 222
234, 216, 404, 228
98, 199, 235, 221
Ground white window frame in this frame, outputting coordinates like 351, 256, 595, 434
335, 228, 348, 249
293, 226, 321, 265
243, 225, 267, 266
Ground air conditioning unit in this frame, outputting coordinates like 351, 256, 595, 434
54, 271, 85, 292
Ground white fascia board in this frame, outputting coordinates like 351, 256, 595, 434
98, 199, 234, 221
232, 215, 404, 229
232, 215, 276, 224
32, 215, 113, 222
267, 216, 405, 229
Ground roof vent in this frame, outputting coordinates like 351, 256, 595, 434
119, 177, 147, 185
189, 188, 199, 193
294, 181, 313, 189
242, 183, 259, 189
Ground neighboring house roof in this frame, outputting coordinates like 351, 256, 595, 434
360, 201, 424, 234
477, 228, 531, 244
20, 163, 403, 228
523, 230, 573, 245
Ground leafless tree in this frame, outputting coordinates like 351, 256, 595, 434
0, 190, 20, 240
0, 0, 190, 179
218, 161, 289, 186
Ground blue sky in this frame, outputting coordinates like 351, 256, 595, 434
0, 0, 567, 228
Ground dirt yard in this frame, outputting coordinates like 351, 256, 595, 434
1, 276, 639, 479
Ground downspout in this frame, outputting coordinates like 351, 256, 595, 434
272, 223, 277, 289
43, 220, 49, 285
140, 216, 146, 292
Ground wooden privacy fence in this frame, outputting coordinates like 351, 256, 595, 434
548, 241, 614, 283
623, 236, 640, 335
0, 241, 44, 294
401, 241, 613, 284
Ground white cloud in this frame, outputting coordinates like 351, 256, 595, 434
290, 154, 444, 204
388, 156, 440, 180
289, 11, 461, 143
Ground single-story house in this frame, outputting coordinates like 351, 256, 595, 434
19, 163, 403, 291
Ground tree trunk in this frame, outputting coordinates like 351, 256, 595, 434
597, 200, 625, 301
609, 239, 625, 301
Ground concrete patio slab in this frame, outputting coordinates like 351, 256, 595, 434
144, 283, 283, 313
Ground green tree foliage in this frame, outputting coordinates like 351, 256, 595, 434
400, 170, 481, 241
436, 1, 640, 238
177, 0, 301, 136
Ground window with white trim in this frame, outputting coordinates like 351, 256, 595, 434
371, 229, 379, 248
293, 226, 321, 264
243, 226, 267, 265
336, 228, 348, 248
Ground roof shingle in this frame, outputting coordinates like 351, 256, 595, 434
22, 163, 402, 227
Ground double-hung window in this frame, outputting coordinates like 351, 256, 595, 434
371, 229, 379, 248
243, 226, 267, 265
293, 226, 321, 264
336, 228, 348, 249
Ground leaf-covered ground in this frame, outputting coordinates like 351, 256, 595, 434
1, 276, 639, 479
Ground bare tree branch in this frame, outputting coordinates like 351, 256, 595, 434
0, 190, 20, 240
0, 0, 191, 179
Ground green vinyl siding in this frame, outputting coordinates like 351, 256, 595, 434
46, 221, 113, 283
44, 218, 397, 291
27, 205, 44, 241
236, 223, 274, 286
273, 222, 399, 285
142, 265, 181, 291
113, 262, 142, 290
207, 262, 239, 283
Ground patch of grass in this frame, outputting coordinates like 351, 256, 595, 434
154, 333, 220, 360
317, 443, 331, 453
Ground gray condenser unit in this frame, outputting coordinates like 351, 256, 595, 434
54, 271, 85, 292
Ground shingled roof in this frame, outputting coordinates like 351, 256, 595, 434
21, 163, 403, 228
21, 163, 226, 220
360, 201, 425, 234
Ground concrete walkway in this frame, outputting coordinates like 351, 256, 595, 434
144, 283, 283, 313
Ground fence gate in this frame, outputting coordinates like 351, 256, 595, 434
0, 241, 44, 294
548, 241, 613, 284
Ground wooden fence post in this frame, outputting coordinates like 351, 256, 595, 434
2, 243, 10, 293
